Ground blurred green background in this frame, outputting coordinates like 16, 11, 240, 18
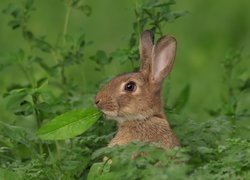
0, 0, 250, 121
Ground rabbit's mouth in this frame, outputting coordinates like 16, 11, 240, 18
101, 110, 118, 119
102, 109, 149, 122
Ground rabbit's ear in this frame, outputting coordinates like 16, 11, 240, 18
139, 30, 154, 73
150, 36, 177, 84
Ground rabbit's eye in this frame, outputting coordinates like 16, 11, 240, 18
124, 81, 136, 92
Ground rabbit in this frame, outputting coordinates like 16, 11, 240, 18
94, 30, 180, 149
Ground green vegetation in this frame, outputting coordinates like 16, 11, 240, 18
0, 0, 249, 179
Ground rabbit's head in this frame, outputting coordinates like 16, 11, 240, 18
95, 30, 177, 122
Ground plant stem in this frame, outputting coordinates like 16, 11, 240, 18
130, 58, 135, 69
32, 91, 44, 155
55, 141, 61, 160
19, 64, 35, 88
19, 63, 43, 139
32, 93, 41, 128
135, 0, 141, 36
61, 65, 67, 85
18, 52, 44, 154
63, 1, 72, 43
158, 24, 163, 36
60, 0, 72, 96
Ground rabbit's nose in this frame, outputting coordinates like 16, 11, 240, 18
95, 99, 102, 109
94, 95, 101, 107
95, 99, 100, 105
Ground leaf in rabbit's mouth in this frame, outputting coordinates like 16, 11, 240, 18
37, 108, 101, 140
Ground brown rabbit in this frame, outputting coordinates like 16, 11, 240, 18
94, 30, 180, 149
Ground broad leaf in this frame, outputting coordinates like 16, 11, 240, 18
38, 108, 101, 140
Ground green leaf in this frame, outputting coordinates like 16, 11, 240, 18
87, 162, 117, 180
2, 4, 16, 15
241, 78, 250, 91
8, 20, 21, 29
91, 50, 111, 65
34, 57, 55, 76
0, 168, 22, 180
25, 0, 35, 10
34, 39, 52, 52
38, 108, 101, 140
36, 77, 48, 88
77, 34, 85, 47
0, 121, 35, 153
87, 162, 104, 180
78, 5, 92, 16
4, 88, 28, 111
14, 100, 33, 116
23, 30, 34, 41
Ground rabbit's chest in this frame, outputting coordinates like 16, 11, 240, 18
108, 119, 177, 147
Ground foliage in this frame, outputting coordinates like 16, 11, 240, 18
0, 0, 249, 179
88, 142, 189, 180
38, 108, 101, 140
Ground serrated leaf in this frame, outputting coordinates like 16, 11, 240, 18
38, 108, 101, 140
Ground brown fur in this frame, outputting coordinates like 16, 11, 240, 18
108, 117, 179, 148
95, 30, 180, 149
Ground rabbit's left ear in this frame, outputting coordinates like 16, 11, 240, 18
150, 36, 177, 84
139, 30, 154, 73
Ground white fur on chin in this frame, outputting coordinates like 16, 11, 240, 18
106, 113, 148, 123
113, 114, 148, 123
102, 109, 154, 123
102, 110, 117, 117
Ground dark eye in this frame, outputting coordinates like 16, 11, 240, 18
124, 81, 136, 92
